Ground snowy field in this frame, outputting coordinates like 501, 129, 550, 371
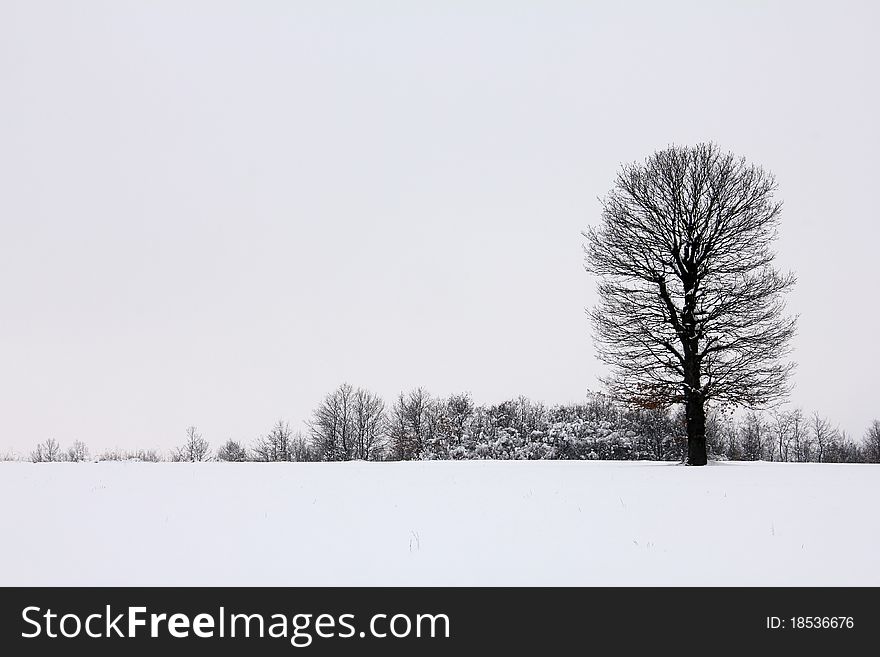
2, 460, 877, 586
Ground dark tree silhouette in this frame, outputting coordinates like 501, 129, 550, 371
584, 143, 797, 465
310, 384, 387, 461
31, 437, 61, 463
352, 387, 387, 460
309, 383, 356, 461
65, 440, 90, 462
172, 426, 211, 462
253, 420, 295, 462
216, 439, 250, 462
865, 420, 880, 464
389, 387, 433, 460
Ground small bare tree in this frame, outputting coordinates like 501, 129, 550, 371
352, 387, 386, 460
389, 387, 434, 460
216, 439, 250, 462
585, 143, 797, 465
770, 410, 795, 462
172, 426, 211, 462
864, 420, 880, 464
787, 408, 810, 462
31, 438, 61, 463
740, 412, 765, 461
252, 420, 294, 462
810, 413, 835, 463
65, 440, 90, 462
310, 383, 357, 461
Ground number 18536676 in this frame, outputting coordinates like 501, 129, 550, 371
766, 616, 854, 630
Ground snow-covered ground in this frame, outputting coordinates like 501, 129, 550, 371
2, 460, 877, 586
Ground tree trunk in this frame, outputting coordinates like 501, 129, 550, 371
685, 393, 708, 466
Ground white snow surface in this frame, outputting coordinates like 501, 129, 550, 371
2, 460, 877, 586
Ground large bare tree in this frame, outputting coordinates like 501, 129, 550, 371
584, 143, 796, 465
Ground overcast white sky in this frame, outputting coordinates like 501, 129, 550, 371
1, 1, 878, 453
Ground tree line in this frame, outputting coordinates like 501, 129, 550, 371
11, 384, 880, 464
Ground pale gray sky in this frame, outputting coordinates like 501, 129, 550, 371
1, 1, 878, 453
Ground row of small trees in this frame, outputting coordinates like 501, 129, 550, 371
708, 410, 874, 463
14, 385, 880, 464
29, 439, 90, 463
26, 439, 162, 463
